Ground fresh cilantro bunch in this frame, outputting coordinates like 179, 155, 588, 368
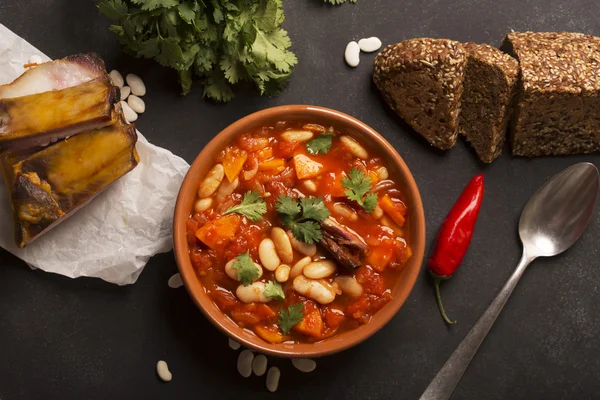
98, 0, 298, 101
276, 195, 330, 244
343, 168, 378, 213
231, 251, 260, 286
278, 303, 304, 334
224, 190, 266, 222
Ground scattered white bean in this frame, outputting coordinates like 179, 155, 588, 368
215, 176, 239, 203
292, 358, 317, 373
344, 41, 360, 67
120, 86, 131, 101
281, 130, 314, 142
120, 101, 137, 123
333, 203, 358, 222
156, 360, 172, 382
293, 275, 336, 305
334, 275, 364, 298
167, 273, 183, 289
287, 231, 317, 256
303, 260, 337, 279
340, 135, 368, 159
301, 179, 317, 193
275, 264, 291, 283
225, 259, 263, 282
109, 69, 124, 88
290, 256, 312, 279
236, 282, 270, 303
266, 367, 281, 392
237, 349, 254, 378
358, 37, 382, 53
126, 73, 146, 96
127, 94, 145, 113
197, 164, 224, 198
28, 54, 43, 64
194, 197, 213, 213
259, 238, 281, 271
377, 166, 389, 180
372, 205, 384, 219
271, 227, 294, 263
252, 354, 268, 376
229, 338, 241, 350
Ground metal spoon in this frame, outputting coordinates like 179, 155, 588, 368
420, 162, 599, 400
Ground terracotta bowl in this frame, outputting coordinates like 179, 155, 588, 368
173, 105, 425, 358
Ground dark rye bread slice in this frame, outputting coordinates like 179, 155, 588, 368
503, 32, 600, 157
374, 39, 466, 150
458, 43, 519, 163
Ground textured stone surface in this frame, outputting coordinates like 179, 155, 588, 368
0, 1, 599, 399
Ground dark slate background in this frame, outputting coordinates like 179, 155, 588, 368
0, 1, 599, 399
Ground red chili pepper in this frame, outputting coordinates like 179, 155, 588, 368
428, 174, 485, 325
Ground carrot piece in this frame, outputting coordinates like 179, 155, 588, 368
293, 301, 323, 338
293, 154, 324, 179
378, 195, 407, 227
222, 148, 247, 182
380, 215, 403, 236
255, 324, 285, 344
323, 307, 346, 330
366, 246, 394, 272
368, 171, 380, 185
256, 147, 274, 161
195, 215, 241, 249
258, 158, 285, 173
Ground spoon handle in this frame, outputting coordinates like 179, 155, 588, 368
419, 252, 533, 400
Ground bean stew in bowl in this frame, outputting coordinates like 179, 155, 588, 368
174, 105, 425, 357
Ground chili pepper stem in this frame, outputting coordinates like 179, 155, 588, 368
433, 278, 456, 325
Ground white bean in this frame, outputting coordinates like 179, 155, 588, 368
259, 238, 281, 271
228, 338, 241, 350
344, 41, 360, 67
215, 176, 239, 203
291, 358, 317, 373
120, 101, 137, 123
334, 276, 363, 298
236, 282, 270, 303
372, 205, 384, 219
377, 166, 389, 180
237, 349, 254, 378
120, 86, 131, 101
167, 273, 183, 289
333, 203, 358, 222
194, 197, 213, 213
197, 164, 224, 198
358, 37, 382, 52
126, 73, 146, 96
281, 130, 313, 142
266, 367, 280, 392
340, 136, 368, 159
109, 69, 124, 88
301, 179, 317, 193
128, 94, 145, 113
303, 260, 337, 279
252, 354, 268, 376
28, 54, 43, 65
293, 276, 336, 305
271, 227, 293, 263
275, 264, 291, 283
156, 360, 172, 382
287, 231, 317, 256
225, 259, 263, 281
290, 256, 312, 278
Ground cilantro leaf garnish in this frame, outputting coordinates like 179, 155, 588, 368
98, 0, 298, 102
278, 303, 305, 334
264, 281, 285, 301
231, 251, 260, 286
224, 191, 266, 222
342, 168, 378, 213
275, 195, 330, 244
306, 134, 333, 155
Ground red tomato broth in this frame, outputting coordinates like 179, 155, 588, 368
186, 121, 412, 344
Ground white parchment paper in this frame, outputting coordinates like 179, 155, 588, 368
0, 23, 190, 285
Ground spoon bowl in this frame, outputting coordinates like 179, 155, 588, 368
519, 162, 600, 258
